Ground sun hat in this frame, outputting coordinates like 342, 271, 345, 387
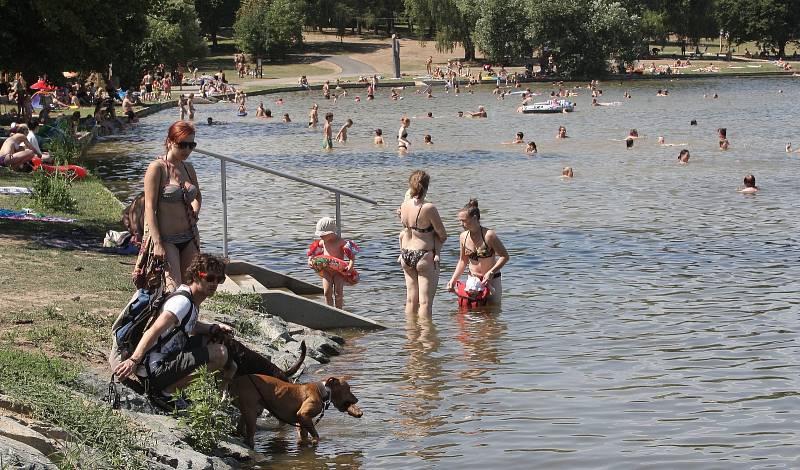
315, 217, 337, 237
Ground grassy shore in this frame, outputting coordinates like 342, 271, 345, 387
0, 171, 132, 361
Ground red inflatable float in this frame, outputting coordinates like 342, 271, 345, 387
309, 255, 360, 285
31, 157, 88, 180
453, 279, 491, 309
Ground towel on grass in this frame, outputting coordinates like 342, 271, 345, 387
0, 187, 33, 195
0, 208, 75, 223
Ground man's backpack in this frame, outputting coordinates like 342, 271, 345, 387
108, 284, 193, 373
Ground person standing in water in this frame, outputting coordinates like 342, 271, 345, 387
322, 112, 333, 150
308, 104, 318, 128
399, 170, 447, 316
398, 117, 411, 152
447, 199, 509, 305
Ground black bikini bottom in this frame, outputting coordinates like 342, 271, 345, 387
401, 249, 428, 269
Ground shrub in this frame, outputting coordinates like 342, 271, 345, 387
33, 168, 77, 212
177, 366, 234, 453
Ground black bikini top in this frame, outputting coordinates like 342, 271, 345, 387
405, 204, 434, 233
463, 228, 494, 261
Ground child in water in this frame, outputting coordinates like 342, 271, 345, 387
323, 112, 333, 150
307, 217, 360, 309
336, 118, 353, 143
374, 129, 384, 145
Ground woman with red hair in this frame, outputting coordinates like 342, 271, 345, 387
141, 121, 202, 290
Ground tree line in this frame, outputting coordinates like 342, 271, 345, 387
4, 0, 798, 86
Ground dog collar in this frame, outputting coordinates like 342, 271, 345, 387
316, 381, 331, 402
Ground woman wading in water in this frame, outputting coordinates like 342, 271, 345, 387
399, 170, 446, 316
447, 199, 509, 305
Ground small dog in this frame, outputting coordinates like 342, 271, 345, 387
233, 374, 362, 447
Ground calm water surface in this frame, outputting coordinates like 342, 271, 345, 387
87, 77, 800, 468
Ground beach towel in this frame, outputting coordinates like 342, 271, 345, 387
0, 208, 75, 223
0, 187, 33, 195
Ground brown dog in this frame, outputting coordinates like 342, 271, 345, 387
233, 374, 362, 447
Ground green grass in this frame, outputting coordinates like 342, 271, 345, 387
0, 347, 152, 469
0, 171, 123, 235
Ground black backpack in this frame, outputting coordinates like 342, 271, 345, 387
108, 285, 194, 372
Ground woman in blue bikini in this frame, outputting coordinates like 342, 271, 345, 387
399, 170, 447, 316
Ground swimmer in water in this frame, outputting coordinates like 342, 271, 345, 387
237, 103, 247, 115
525, 141, 538, 154
678, 149, 690, 164
691, 119, 698, 126
738, 174, 759, 194
374, 129, 385, 145
718, 128, 730, 150
469, 106, 487, 118
561, 166, 573, 178
423, 134, 433, 145
256, 102, 266, 117
503, 132, 525, 145
336, 118, 353, 143
276, 98, 284, 105
283, 113, 291, 123
785, 142, 800, 153
658, 136, 665, 145
457, 111, 464, 118
557, 126, 568, 139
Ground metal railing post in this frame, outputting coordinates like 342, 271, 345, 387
220, 159, 228, 258
335, 192, 341, 236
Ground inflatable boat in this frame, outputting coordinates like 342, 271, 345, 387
522, 100, 575, 114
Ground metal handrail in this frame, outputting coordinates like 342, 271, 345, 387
194, 147, 378, 258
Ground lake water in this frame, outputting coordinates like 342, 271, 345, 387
87, 77, 800, 468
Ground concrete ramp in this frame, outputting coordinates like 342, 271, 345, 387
219, 260, 385, 330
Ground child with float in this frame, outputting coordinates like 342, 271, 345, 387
307, 217, 360, 310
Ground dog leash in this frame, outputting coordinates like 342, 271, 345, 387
245, 375, 331, 432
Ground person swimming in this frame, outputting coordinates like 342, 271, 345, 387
525, 141, 537, 154
374, 129, 385, 145
678, 149, 690, 164
423, 134, 433, 145
718, 128, 730, 150
738, 174, 759, 193
557, 126, 568, 139
561, 166, 573, 178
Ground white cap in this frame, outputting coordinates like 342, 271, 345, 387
315, 217, 337, 237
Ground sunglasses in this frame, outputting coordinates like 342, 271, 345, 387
198, 271, 225, 284
176, 141, 197, 150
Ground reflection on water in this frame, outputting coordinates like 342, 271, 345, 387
87, 77, 800, 467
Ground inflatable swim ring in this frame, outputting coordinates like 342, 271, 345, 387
453, 279, 490, 309
237, 111, 248, 116
31, 157, 87, 180
309, 255, 359, 285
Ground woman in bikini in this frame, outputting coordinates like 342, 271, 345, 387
398, 117, 411, 152
0, 128, 38, 170
399, 170, 447, 316
142, 121, 202, 291
447, 199, 509, 304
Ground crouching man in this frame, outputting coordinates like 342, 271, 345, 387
114, 253, 235, 408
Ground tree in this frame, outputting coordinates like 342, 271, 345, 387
404, 0, 480, 61
473, 0, 531, 63
195, 0, 240, 47
0, 0, 148, 87
138, 0, 207, 69
234, 0, 304, 60
527, 0, 643, 78
664, 0, 718, 47
717, 0, 799, 57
